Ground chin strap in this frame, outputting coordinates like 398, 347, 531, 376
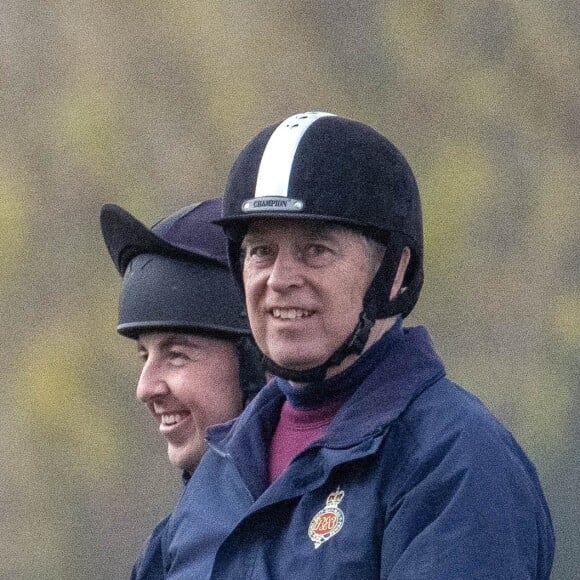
262, 311, 376, 383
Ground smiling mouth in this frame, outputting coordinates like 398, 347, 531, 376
160, 412, 189, 427
271, 307, 314, 320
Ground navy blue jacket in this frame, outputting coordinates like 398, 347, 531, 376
131, 515, 169, 579
131, 473, 191, 579
162, 325, 554, 578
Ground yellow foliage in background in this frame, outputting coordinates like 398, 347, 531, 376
0, 0, 577, 576
16, 315, 123, 482
0, 174, 28, 296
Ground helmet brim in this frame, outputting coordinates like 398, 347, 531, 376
117, 252, 249, 339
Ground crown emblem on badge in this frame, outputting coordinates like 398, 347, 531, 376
308, 487, 345, 549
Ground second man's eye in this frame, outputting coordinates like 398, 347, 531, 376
167, 350, 190, 365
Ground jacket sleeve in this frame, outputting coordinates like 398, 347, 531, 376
131, 514, 171, 580
380, 419, 554, 579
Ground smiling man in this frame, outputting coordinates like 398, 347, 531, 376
100, 198, 263, 578
162, 113, 554, 579
135, 331, 242, 472
240, 219, 401, 377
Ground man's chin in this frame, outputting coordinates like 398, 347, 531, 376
269, 349, 359, 382
270, 355, 327, 373
168, 447, 201, 473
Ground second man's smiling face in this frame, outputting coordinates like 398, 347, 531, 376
135, 332, 243, 472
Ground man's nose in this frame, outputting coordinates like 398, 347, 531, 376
266, 249, 304, 291
136, 360, 169, 402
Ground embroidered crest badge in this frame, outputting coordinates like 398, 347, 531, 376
308, 487, 345, 549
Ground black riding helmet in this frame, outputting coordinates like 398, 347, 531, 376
100, 198, 264, 403
217, 112, 423, 383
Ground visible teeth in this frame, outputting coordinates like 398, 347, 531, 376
161, 413, 185, 426
272, 307, 312, 319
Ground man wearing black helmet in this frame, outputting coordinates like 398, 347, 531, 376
163, 113, 554, 579
100, 198, 263, 579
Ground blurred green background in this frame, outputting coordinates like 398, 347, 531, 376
1, 1, 578, 578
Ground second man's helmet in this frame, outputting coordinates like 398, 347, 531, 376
100, 198, 264, 402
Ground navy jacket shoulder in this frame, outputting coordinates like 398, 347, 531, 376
131, 514, 170, 580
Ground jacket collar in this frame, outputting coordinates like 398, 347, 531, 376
275, 317, 404, 409
322, 325, 445, 447
206, 325, 445, 496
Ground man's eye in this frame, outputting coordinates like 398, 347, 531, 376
307, 244, 329, 255
301, 243, 336, 267
169, 351, 189, 364
248, 245, 273, 258
304, 244, 333, 259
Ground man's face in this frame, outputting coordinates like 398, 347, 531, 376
241, 219, 379, 378
136, 332, 242, 472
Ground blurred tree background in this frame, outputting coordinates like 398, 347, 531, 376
0, 1, 577, 577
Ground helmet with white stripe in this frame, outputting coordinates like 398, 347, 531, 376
218, 112, 423, 382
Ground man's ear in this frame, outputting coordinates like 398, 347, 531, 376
389, 247, 411, 301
